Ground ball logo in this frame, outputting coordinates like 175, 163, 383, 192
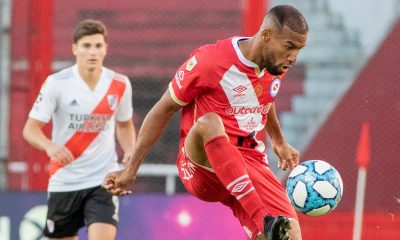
19, 205, 48, 240
270, 78, 281, 97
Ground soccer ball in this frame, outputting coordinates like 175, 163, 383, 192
286, 160, 343, 216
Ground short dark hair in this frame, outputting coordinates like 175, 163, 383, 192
73, 19, 107, 43
268, 5, 308, 34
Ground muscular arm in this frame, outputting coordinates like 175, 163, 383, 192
125, 89, 182, 176
23, 118, 52, 151
266, 103, 286, 145
23, 118, 74, 164
266, 103, 299, 170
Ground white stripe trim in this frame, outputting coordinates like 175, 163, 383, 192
226, 174, 249, 190
236, 186, 255, 200
168, 82, 187, 106
231, 37, 258, 68
219, 65, 264, 133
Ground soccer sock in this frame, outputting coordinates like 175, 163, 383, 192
204, 135, 270, 233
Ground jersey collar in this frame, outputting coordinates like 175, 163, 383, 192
231, 37, 265, 78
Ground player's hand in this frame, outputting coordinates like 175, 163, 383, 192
102, 168, 136, 196
272, 142, 300, 170
286, 143, 300, 168
46, 144, 74, 166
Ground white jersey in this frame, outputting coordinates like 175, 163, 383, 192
29, 65, 133, 192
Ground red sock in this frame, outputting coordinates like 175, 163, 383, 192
204, 136, 270, 232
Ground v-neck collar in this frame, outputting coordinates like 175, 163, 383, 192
231, 37, 265, 78
72, 64, 105, 92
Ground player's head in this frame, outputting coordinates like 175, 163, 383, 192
72, 19, 108, 72
258, 5, 308, 75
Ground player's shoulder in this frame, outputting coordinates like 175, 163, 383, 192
195, 38, 232, 56
190, 38, 233, 68
48, 66, 74, 82
43, 66, 74, 90
103, 67, 130, 84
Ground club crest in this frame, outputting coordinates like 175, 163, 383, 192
107, 95, 118, 111
270, 78, 281, 97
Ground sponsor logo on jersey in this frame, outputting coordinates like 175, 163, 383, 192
68, 113, 111, 132
244, 117, 257, 132
270, 78, 281, 97
175, 70, 185, 89
225, 103, 272, 115
185, 56, 197, 71
107, 95, 118, 111
233, 85, 247, 97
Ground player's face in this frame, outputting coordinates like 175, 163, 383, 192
73, 34, 107, 72
262, 26, 307, 75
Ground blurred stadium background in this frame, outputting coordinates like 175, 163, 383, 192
0, 0, 400, 239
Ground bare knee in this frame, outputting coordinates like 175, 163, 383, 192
288, 219, 302, 240
195, 112, 226, 142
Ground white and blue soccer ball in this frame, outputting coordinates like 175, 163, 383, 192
286, 160, 343, 216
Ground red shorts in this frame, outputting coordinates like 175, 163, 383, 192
177, 146, 297, 239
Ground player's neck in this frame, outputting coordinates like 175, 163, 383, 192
78, 66, 102, 91
238, 37, 263, 71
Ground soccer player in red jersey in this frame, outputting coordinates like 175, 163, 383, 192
104, 5, 308, 240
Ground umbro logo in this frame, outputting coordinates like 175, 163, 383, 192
69, 99, 79, 106
233, 85, 247, 93
233, 85, 247, 97
232, 181, 250, 193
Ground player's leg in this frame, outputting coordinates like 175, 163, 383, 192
246, 156, 302, 239
287, 219, 301, 240
184, 112, 270, 233
44, 191, 85, 239
84, 186, 118, 240
221, 196, 261, 240
87, 223, 116, 240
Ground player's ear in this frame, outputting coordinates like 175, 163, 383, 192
72, 44, 77, 56
261, 29, 271, 41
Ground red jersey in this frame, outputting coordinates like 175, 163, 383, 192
169, 37, 285, 158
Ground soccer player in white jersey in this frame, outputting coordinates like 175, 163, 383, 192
104, 5, 308, 240
23, 19, 136, 240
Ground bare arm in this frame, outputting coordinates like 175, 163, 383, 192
23, 118, 74, 164
103, 89, 182, 195
116, 119, 136, 164
266, 103, 286, 145
266, 103, 299, 170
126, 89, 181, 174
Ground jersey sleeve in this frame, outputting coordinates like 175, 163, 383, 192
28, 77, 58, 123
169, 46, 215, 106
115, 76, 133, 122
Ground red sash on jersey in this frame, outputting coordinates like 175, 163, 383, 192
49, 78, 126, 176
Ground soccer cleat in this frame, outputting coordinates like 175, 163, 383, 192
264, 215, 291, 240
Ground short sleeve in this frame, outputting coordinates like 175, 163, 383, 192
115, 76, 133, 122
28, 77, 58, 123
169, 46, 215, 106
